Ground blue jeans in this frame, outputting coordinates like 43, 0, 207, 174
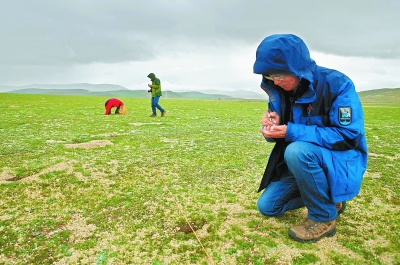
257, 141, 337, 222
151, 96, 165, 114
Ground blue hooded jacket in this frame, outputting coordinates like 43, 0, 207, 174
254, 34, 368, 202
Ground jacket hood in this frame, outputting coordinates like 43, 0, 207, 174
147, 73, 156, 79
253, 34, 316, 82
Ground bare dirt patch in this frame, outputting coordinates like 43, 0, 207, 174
0, 168, 14, 182
45, 214, 97, 243
0, 162, 74, 183
130, 122, 162, 126
45, 140, 66, 143
162, 138, 178, 143
369, 152, 400, 161
0, 161, 95, 185
64, 140, 113, 150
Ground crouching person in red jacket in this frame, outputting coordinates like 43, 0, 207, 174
104, 98, 124, 115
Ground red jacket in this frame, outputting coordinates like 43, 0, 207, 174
104, 98, 123, 115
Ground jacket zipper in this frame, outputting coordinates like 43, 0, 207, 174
289, 97, 295, 123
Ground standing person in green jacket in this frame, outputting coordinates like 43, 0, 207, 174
147, 73, 166, 117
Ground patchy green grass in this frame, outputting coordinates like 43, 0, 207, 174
0, 94, 399, 264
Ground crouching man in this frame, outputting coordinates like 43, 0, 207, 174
253, 34, 368, 242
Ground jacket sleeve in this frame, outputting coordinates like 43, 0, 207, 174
261, 81, 284, 143
286, 81, 365, 150
150, 79, 160, 90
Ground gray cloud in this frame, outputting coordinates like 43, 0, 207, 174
2, 0, 399, 64
0, 0, 399, 89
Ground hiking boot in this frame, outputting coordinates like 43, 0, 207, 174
336, 201, 346, 216
161, 111, 166, 117
288, 218, 336, 243
149, 114, 156, 117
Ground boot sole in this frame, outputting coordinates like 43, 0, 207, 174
288, 226, 336, 243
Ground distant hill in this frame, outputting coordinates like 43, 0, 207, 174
21, 83, 127, 92
0, 83, 267, 99
8, 88, 235, 99
198, 89, 268, 100
357, 88, 400, 104
1, 83, 398, 101
10, 88, 147, 98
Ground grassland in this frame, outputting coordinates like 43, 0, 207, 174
0, 94, 399, 265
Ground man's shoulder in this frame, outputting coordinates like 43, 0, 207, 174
315, 66, 350, 81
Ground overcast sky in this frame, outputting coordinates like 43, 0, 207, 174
1, 0, 399, 93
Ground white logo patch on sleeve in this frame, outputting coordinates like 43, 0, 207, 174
339, 107, 352, 125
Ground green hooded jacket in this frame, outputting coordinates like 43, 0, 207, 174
147, 73, 162, 97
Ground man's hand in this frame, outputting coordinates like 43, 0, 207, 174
260, 124, 287, 138
261, 110, 280, 130
260, 110, 286, 138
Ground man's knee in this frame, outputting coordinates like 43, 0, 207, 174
257, 198, 282, 216
284, 142, 320, 167
284, 142, 304, 159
